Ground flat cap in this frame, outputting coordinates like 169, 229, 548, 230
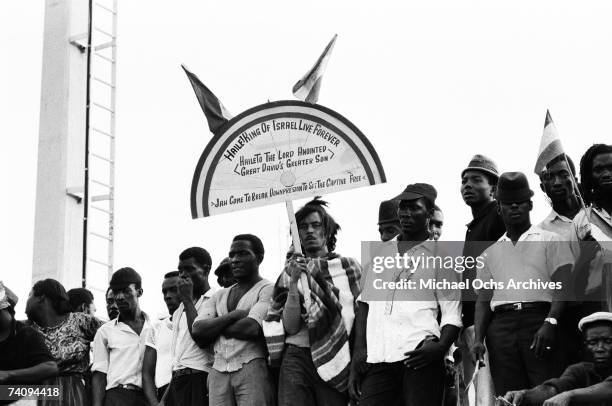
578, 311, 612, 331
392, 183, 437, 205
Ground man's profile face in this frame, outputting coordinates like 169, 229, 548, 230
162, 276, 181, 315
106, 289, 119, 320
217, 269, 235, 288
398, 198, 430, 236
429, 210, 444, 240
85, 302, 97, 316
592, 152, 612, 193
379, 223, 401, 242
229, 240, 259, 280
461, 170, 495, 207
298, 211, 327, 254
539, 160, 575, 203
585, 324, 612, 368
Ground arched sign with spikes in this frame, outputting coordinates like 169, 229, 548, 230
191, 100, 386, 218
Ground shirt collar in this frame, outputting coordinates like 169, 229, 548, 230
498, 224, 541, 242
466, 200, 497, 227
203, 287, 216, 299
545, 209, 573, 224
115, 310, 149, 326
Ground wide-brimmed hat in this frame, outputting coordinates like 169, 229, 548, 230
392, 183, 437, 206
496, 172, 534, 203
461, 154, 499, 180
378, 200, 399, 225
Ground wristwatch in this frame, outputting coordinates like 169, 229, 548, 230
544, 317, 558, 326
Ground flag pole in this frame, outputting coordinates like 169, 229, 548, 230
562, 153, 588, 211
285, 200, 312, 310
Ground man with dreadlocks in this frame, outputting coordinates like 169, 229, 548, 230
263, 198, 362, 406
573, 144, 612, 314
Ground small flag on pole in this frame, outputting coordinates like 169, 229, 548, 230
534, 110, 565, 175
181, 65, 233, 135
292, 34, 338, 104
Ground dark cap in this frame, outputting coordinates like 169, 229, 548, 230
461, 154, 499, 179
378, 200, 399, 225
109, 267, 142, 290
496, 172, 534, 203
392, 183, 437, 205
214, 258, 232, 277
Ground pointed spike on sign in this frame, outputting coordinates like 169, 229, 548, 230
534, 109, 564, 175
292, 34, 338, 104
181, 64, 233, 135
545, 109, 553, 127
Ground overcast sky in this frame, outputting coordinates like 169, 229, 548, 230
3, 0, 612, 318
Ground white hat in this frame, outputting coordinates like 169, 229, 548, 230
578, 312, 612, 331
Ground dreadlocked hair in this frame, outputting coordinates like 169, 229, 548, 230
295, 197, 341, 253
579, 144, 612, 206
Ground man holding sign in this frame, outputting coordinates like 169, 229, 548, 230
264, 198, 362, 406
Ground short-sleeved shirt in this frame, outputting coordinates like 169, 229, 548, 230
92, 312, 152, 390
462, 200, 506, 326
478, 225, 575, 310
30, 312, 103, 375
170, 289, 216, 372
193, 279, 273, 372
359, 240, 462, 363
0, 320, 54, 375
145, 317, 173, 389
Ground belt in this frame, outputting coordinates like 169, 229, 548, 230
494, 301, 550, 314
114, 384, 142, 392
172, 367, 206, 378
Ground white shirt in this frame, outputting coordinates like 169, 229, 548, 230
92, 312, 152, 390
538, 209, 580, 259
194, 279, 273, 372
359, 240, 462, 363
479, 225, 574, 310
171, 289, 216, 372
145, 317, 173, 388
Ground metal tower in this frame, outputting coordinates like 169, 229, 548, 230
32, 0, 117, 305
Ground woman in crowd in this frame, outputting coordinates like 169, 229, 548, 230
25, 279, 103, 406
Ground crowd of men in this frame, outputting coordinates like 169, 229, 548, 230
0, 143, 611, 406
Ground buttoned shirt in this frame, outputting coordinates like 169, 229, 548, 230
479, 225, 574, 310
171, 288, 216, 372
359, 240, 462, 363
538, 209, 580, 259
145, 316, 173, 389
92, 312, 152, 390
193, 279, 273, 372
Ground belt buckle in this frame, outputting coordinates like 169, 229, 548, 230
512, 302, 522, 311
